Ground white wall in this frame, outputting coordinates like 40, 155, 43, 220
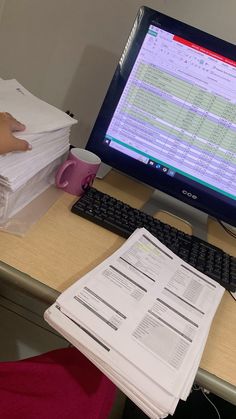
0, 0, 236, 146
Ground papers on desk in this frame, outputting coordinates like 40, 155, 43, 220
44, 228, 224, 419
0, 79, 77, 223
0, 79, 77, 191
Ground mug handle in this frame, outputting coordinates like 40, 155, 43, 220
55, 160, 76, 188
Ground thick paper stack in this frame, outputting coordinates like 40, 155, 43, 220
0, 79, 77, 221
45, 228, 224, 419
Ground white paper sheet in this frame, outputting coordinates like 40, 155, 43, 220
0, 79, 78, 222
0, 79, 77, 191
44, 228, 224, 418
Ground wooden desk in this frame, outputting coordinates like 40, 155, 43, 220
0, 170, 235, 405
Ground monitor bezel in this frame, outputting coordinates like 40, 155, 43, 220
86, 6, 236, 227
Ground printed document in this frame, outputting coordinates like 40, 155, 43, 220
45, 228, 224, 418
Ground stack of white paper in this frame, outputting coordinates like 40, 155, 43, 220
44, 228, 224, 419
0, 79, 77, 221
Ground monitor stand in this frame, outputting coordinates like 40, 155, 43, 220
141, 189, 209, 242
96, 163, 112, 179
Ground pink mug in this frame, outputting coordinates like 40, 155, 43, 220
55, 148, 101, 196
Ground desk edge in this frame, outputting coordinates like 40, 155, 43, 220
0, 261, 59, 304
196, 368, 236, 405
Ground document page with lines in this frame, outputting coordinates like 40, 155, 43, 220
45, 228, 224, 417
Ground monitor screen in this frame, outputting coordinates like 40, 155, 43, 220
86, 6, 236, 228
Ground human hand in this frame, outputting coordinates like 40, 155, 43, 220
0, 112, 32, 155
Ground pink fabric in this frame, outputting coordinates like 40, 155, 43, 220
0, 347, 116, 419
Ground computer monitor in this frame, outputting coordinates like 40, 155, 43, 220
86, 6, 236, 240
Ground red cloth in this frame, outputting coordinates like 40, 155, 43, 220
0, 347, 116, 419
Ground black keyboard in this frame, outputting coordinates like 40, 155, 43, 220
71, 187, 236, 292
